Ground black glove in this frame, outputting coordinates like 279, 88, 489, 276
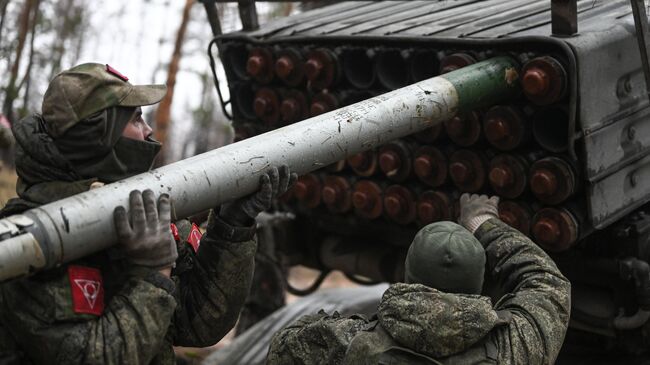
114, 190, 178, 269
219, 165, 297, 226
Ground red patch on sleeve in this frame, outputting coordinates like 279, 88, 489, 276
186, 223, 202, 253
68, 265, 104, 316
105, 64, 129, 82
170, 223, 180, 241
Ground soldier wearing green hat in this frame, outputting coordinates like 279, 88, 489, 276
267, 193, 571, 365
0, 63, 296, 364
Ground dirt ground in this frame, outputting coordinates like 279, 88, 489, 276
0, 166, 16, 204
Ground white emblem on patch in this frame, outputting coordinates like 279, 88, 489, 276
74, 279, 101, 309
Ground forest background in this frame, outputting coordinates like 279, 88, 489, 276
0, 0, 329, 165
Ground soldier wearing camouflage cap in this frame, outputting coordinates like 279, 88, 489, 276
267, 194, 570, 365
0, 63, 296, 364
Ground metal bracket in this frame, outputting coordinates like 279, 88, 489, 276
551, 0, 578, 37
199, 0, 223, 37
238, 0, 259, 31
631, 0, 650, 97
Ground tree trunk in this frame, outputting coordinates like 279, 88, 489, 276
0, 0, 10, 43
48, 0, 75, 80
20, 0, 40, 117
153, 0, 194, 165
2, 0, 35, 122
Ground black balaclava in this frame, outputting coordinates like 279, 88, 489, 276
54, 106, 161, 183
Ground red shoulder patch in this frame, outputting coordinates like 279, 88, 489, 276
170, 223, 180, 242
186, 223, 202, 253
68, 265, 104, 316
105, 64, 129, 82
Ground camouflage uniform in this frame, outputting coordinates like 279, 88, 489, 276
0, 198, 257, 365
0, 64, 259, 364
267, 219, 571, 365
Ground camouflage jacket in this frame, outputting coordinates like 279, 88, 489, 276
267, 219, 571, 365
0, 209, 257, 365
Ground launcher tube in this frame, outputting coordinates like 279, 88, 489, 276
0, 57, 520, 281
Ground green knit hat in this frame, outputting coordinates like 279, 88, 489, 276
405, 221, 485, 294
42, 63, 167, 137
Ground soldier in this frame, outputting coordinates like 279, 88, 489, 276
267, 193, 571, 365
0, 63, 296, 364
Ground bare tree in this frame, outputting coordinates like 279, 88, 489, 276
2, 0, 37, 122
48, 0, 84, 79
18, 0, 40, 118
0, 0, 10, 43
154, 0, 195, 165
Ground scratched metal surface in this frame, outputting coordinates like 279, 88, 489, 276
242, 0, 630, 40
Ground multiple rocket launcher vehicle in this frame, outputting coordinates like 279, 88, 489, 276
218, 0, 650, 356
0, 0, 650, 359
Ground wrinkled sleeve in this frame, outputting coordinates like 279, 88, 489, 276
0, 322, 23, 364
0, 269, 177, 365
170, 215, 257, 347
475, 218, 571, 365
267, 311, 370, 365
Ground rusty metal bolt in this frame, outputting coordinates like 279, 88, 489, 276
522, 67, 550, 97
293, 181, 310, 200
348, 153, 368, 170
275, 56, 294, 79
418, 201, 437, 223
310, 101, 328, 116
484, 117, 510, 142
379, 151, 401, 176
384, 195, 404, 217
500, 210, 519, 228
281, 98, 300, 122
254, 97, 270, 117
322, 186, 339, 205
533, 217, 561, 246
440, 53, 476, 74
531, 169, 558, 196
414, 155, 434, 178
352, 191, 371, 210
446, 116, 465, 138
305, 58, 324, 80
450, 161, 471, 183
489, 166, 513, 188
247, 55, 265, 76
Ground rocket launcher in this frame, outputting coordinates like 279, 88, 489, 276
0, 57, 520, 282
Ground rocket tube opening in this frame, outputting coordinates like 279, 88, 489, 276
343, 48, 375, 89
233, 83, 256, 120
533, 107, 569, 153
410, 49, 440, 82
376, 49, 411, 90
223, 44, 249, 80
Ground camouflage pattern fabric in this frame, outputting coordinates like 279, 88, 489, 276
267, 310, 371, 365
0, 189, 257, 364
267, 219, 571, 365
42, 63, 166, 137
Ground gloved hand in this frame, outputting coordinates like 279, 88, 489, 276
219, 165, 297, 226
114, 190, 178, 270
459, 193, 500, 234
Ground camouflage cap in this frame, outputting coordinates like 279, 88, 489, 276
42, 63, 167, 137
405, 221, 485, 294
